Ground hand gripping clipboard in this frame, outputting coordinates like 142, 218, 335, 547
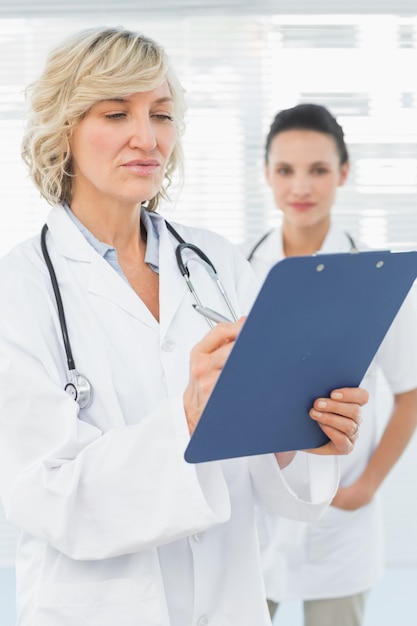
184, 250, 417, 463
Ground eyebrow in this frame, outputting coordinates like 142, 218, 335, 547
274, 160, 331, 166
100, 96, 174, 105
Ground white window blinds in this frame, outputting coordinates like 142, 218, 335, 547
1, 13, 417, 254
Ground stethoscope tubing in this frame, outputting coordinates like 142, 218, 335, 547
41, 224, 76, 371
41, 217, 238, 406
166, 220, 238, 324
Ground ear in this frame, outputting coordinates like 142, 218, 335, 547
338, 162, 350, 187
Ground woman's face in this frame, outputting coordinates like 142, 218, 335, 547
69, 81, 177, 209
265, 129, 349, 230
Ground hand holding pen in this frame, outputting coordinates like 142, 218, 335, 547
184, 304, 244, 434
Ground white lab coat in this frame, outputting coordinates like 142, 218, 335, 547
249, 223, 417, 600
0, 207, 340, 626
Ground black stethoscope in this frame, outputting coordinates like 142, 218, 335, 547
40, 219, 238, 409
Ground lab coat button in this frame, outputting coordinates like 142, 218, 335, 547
161, 337, 176, 352
197, 616, 208, 626
193, 532, 204, 543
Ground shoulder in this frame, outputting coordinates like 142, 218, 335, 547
0, 235, 52, 324
0, 235, 46, 283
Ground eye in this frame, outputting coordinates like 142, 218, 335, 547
104, 112, 127, 120
312, 166, 329, 175
276, 166, 292, 176
152, 113, 174, 122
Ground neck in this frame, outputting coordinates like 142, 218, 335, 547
282, 218, 330, 258
69, 199, 143, 253
69, 197, 159, 320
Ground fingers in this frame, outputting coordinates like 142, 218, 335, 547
312, 420, 359, 456
307, 387, 366, 456
311, 397, 362, 426
349, 420, 360, 440
184, 320, 244, 434
310, 401, 362, 433
189, 320, 243, 375
195, 319, 244, 353
330, 387, 369, 407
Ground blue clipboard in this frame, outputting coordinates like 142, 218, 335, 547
184, 250, 417, 463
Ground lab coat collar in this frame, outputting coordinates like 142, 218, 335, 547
46, 206, 189, 332
255, 222, 353, 262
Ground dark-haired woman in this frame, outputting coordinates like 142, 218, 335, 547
248, 103, 417, 626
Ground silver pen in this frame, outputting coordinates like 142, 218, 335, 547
192, 304, 233, 324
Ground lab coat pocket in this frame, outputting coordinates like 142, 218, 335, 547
36, 576, 164, 626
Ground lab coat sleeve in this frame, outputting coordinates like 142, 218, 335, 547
0, 269, 234, 560
0, 329, 232, 559
248, 452, 340, 523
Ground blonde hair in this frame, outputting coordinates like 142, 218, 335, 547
22, 26, 186, 210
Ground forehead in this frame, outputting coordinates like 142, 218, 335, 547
269, 129, 339, 163
92, 81, 173, 107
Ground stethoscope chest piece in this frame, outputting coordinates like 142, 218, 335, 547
65, 371, 92, 409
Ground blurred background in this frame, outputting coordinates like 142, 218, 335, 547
0, 1, 416, 624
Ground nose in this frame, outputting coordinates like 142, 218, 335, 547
291, 173, 311, 196
128, 115, 157, 152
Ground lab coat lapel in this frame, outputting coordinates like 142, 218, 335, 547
87, 257, 157, 329
47, 206, 157, 329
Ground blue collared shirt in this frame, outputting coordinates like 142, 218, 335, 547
64, 204, 160, 280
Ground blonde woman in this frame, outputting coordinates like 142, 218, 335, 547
0, 34, 366, 626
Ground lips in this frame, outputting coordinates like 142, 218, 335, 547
122, 159, 160, 175
290, 202, 315, 211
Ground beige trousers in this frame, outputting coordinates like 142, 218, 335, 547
267, 591, 369, 626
